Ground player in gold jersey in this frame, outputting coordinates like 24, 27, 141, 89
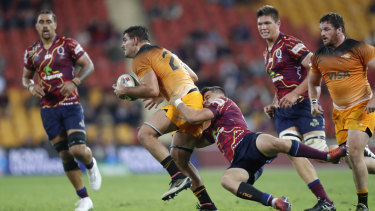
308, 13, 375, 211
113, 26, 217, 211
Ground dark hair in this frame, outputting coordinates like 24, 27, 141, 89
256, 5, 279, 22
201, 86, 226, 96
37, 9, 57, 22
123, 26, 150, 42
320, 12, 345, 34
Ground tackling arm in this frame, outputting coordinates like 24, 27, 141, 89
173, 100, 214, 125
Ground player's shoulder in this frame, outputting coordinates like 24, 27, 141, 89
135, 44, 162, 58
314, 38, 361, 56
25, 40, 41, 56
281, 33, 303, 44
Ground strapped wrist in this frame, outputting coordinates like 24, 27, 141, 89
174, 99, 183, 107
71, 77, 81, 87
310, 98, 318, 105
27, 81, 34, 92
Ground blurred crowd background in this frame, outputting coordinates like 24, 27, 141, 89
0, 0, 375, 167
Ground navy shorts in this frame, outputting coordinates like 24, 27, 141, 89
41, 104, 86, 140
229, 132, 276, 185
275, 99, 325, 135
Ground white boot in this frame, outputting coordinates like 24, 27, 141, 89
75, 197, 93, 211
87, 157, 102, 191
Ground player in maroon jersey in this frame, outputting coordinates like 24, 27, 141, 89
170, 86, 346, 211
22, 10, 100, 211
256, 5, 335, 211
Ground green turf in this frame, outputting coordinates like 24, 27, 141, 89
0, 168, 374, 210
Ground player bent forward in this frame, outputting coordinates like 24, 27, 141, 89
170, 86, 346, 211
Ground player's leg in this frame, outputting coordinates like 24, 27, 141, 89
137, 109, 191, 200
224, 133, 291, 210
63, 104, 101, 192
221, 168, 290, 211
42, 107, 93, 211
171, 132, 217, 210
347, 129, 370, 210
342, 145, 375, 174
51, 134, 93, 211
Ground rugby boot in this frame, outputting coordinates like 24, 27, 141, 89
87, 157, 102, 191
327, 145, 347, 164
304, 198, 336, 211
274, 196, 291, 211
161, 176, 192, 200
75, 197, 93, 211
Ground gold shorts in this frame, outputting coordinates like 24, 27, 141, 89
162, 90, 203, 139
332, 100, 375, 145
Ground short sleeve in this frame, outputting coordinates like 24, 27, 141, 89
67, 38, 85, 62
356, 43, 375, 65
207, 97, 227, 117
24, 49, 35, 71
309, 54, 320, 74
286, 38, 310, 61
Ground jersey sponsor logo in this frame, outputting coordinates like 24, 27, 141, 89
310, 119, 320, 127
44, 65, 52, 75
327, 71, 350, 80
79, 120, 85, 128
272, 75, 284, 82
341, 53, 351, 59
291, 43, 305, 55
41, 66, 63, 80
74, 44, 83, 55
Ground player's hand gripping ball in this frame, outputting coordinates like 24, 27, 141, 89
116, 74, 138, 101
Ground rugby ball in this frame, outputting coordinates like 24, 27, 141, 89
116, 74, 138, 101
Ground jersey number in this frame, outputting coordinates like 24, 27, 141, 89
162, 51, 181, 71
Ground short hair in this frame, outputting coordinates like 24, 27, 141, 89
201, 86, 226, 97
320, 12, 345, 34
123, 26, 150, 42
256, 5, 279, 22
37, 9, 57, 22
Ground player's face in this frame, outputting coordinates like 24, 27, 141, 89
257, 15, 280, 40
203, 91, 219, 107
320, 22, 340, 47
122, 33, 137, 58
35, 14, 56, 41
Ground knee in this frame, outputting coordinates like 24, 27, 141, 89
220, 175, 234, 192
69, 145, 87, 159
347, 145, 363, 160
137, 126, 156, 145
59, 150, 74, 163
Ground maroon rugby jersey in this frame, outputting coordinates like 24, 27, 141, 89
264, 33, 310, 101
203, 96, 252, 162
24, 35, 85, 107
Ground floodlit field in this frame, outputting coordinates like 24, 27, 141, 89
0, 168, 374, 211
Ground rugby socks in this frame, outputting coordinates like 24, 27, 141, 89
161, 156, 185, 179
193, 185, 214, 205
308, 179, 333, 204
288, 140, 327, 160
237, 182, 274, 206
357, 189, 368, 208
76, 187, 89, 198
85, 160, 94, 169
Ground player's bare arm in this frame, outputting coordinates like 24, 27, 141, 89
59, 53, 94, 96
308, 71, 324, 117
184, 63, 198, 82
170, 96, 214, 125
264, 93, 278, 118
113, 70, 159, 98
279, 53, 312, 108
365, 57, 375, 113
22, 67, 45, 98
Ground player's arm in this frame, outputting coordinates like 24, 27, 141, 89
171, 98, 214, 124
22, 67, 45, 98
114, 70, 160, 98
365, 57, 375, 113
59, 53, 94, 96
279, 52, 312, 108
308, 70, 323, 117
183, 62, 198, 82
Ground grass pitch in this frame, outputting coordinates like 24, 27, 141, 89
0, 168, 374, 211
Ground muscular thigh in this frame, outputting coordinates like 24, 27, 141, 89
141, 109, 178, 135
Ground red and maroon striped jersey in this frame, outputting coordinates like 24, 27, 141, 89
264, 33, 310, 101
24, 35, 85, 107
203, 96, 252, 162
